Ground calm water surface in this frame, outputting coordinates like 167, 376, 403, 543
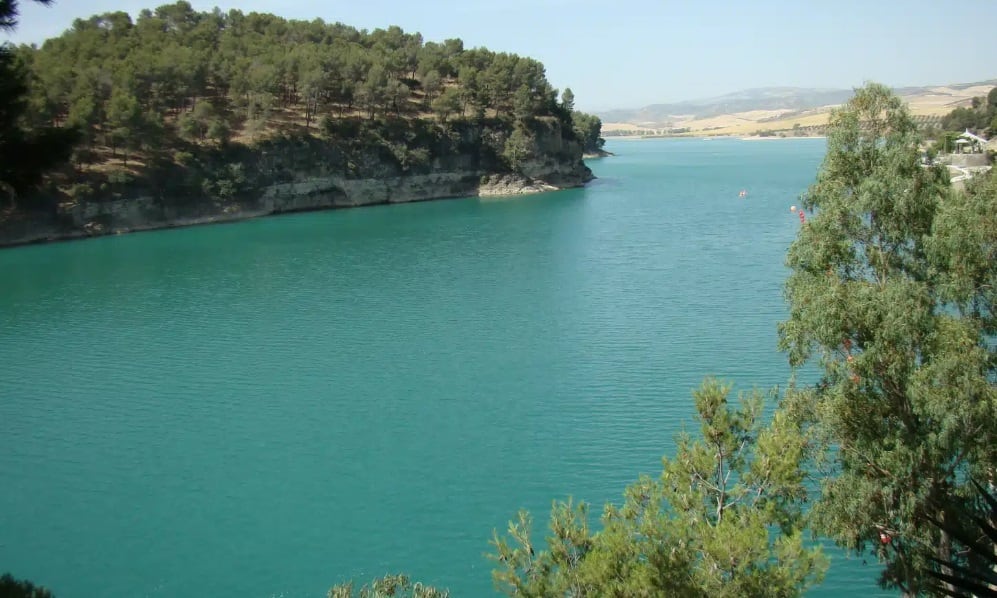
0, 138, 889, 596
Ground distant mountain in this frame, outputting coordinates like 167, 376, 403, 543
599, 80, 997, 126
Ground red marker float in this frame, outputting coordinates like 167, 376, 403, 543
790, 205, 806, 223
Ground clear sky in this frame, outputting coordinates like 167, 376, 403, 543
5, 0, 997, 111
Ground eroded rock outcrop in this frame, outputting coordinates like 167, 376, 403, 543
0, 118, 594, 247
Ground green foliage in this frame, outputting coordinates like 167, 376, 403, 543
935, 130, 961, 154
941, 106, 987, 132
328, 574, 448, 598
778, 82, 997, 594
502, 126, 535, 172
0, 572, 55, 598
206, 117, 230, 145
931, 168, 997, 336
571, 111, 605, 153
3, 2, 588, 206
171, 150, 194, 166
65, 182, 95, 202
106, 168, 133, 186
561, 88, 575, 113
20, 3, 567, 140
512, 85, 534, 122
106, 87, 142, 161
0, 1, 78, 205
203, 162, 246, 200
430, 87, 461, 123
420, 70, 441, 105
919, 480, 997, 597
490, 379, 826, 597
178, 101, 228, 145
940, 87, 997, 133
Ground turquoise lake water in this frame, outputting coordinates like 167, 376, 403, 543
0, 138, 892, 596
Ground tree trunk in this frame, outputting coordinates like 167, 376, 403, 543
936, 510, 954, 596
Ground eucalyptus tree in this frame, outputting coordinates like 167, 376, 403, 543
779, 82, 997, 594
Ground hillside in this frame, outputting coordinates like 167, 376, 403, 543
599, 87, 854, 124
0, 2, 605, 245
600, 80, 997, 136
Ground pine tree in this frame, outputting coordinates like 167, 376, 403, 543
490, 379, 826, 597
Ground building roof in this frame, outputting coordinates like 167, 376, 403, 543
960, 129, 988, 145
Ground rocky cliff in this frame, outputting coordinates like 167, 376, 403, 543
0, 117, 593, 247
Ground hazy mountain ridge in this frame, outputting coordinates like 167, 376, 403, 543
599, 80, 997, 126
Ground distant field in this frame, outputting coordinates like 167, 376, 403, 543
603, 84, 991, 137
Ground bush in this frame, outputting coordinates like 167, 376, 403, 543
172, 150, 195, 166
106, 169, 133, 186
66, 182, 95, 201
502, 127, 535, 173
207, 118, 230, 145
0, 573, 55, 598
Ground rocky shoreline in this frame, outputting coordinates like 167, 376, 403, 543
0, 168, 593, 248
0, 110, 605, 249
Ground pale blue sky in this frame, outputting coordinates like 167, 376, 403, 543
6, 0, 997, 110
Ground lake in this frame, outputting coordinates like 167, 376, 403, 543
0, 138, 890, 596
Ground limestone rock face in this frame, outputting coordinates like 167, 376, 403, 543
0, 122, 595, 247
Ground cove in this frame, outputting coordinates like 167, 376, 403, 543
0, 138, 891, 596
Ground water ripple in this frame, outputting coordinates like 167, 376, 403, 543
0, 138, 887, 597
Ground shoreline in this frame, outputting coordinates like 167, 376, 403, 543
0, 173, 593, 250
603, 135, 827, 141
739, 135, 827, 141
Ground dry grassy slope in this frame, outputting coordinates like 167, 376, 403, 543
604, 84, 995, 137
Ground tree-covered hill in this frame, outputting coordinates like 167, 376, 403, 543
3, 1, 603, 219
